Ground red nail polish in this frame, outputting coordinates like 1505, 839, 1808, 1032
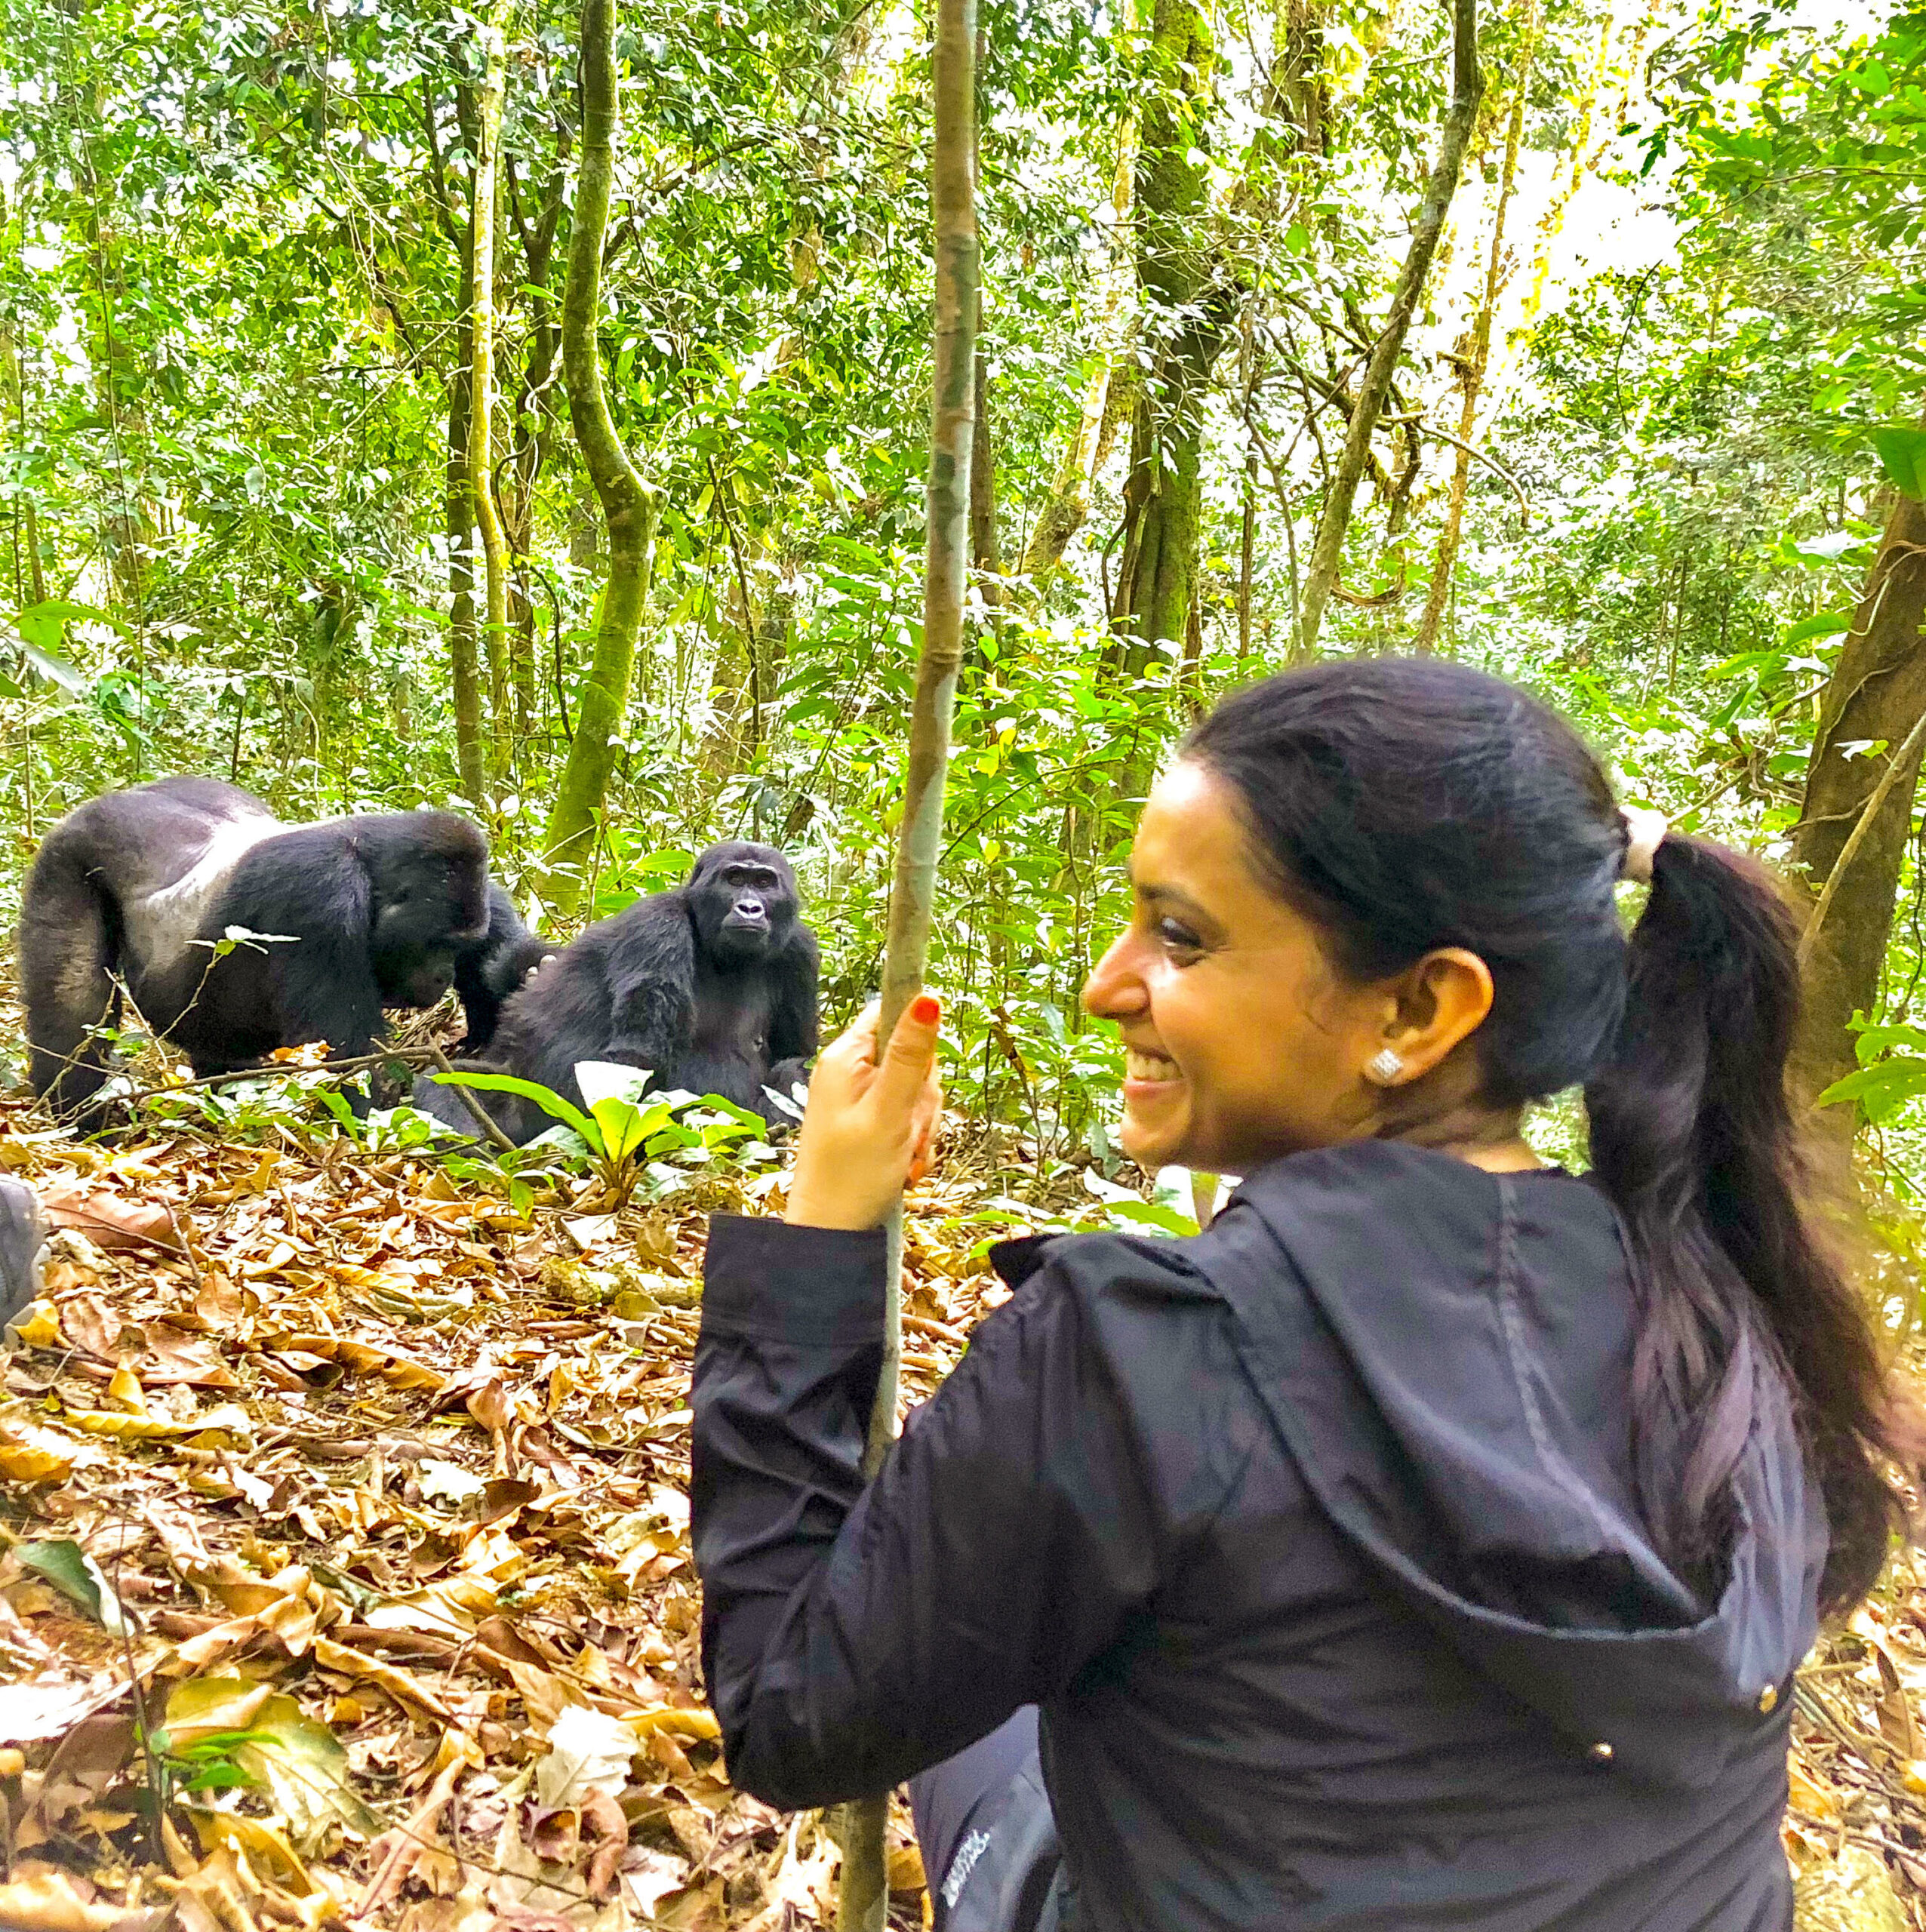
911, 995, 941, 1025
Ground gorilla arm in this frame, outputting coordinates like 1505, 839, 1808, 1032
217, 831, 388, 1067
768, 928, 821, 1066
455, 883, 549, 1052
602, 900, 700, 1082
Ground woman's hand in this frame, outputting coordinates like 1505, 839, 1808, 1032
785, 995, 943, 1231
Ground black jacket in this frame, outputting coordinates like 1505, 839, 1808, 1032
692, 1140, 1825, 1930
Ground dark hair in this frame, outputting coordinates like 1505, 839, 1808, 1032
1187, 656, 1908, 1611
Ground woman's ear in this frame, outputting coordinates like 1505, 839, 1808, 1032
1379, 948, 1495, 1079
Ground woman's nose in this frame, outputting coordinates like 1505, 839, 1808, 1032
1082, 932, 1148, 1019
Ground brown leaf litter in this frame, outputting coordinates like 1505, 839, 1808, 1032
0, 1097, 1920, 1928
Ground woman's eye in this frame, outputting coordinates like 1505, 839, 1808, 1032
1156, 919, 1202, 957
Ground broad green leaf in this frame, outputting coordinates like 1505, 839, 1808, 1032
575, 1061, 670, 1163
1783, 611, 1851, 645
1872, 425, 1926, 501
17, 1540, 126, 1631
574, 1060, 655, 1111
1816, 1057, 1926, 1121
1107, 1198, 1200, 1235
1851, 1020, 1926, 1066
430, 1070, 597, 1146
12, 598, 122, 651
1711, 648, 1793, 685
1788, 531, 1867, 563
592, 1097, 676, 1164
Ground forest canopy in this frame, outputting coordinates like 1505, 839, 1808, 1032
0, 0, 1922, 1141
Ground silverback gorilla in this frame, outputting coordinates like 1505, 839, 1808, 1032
19, 777, 540, 1125
417, 841, 819, 1143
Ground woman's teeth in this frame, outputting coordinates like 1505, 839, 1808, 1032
1127, 1048, 1179, 1082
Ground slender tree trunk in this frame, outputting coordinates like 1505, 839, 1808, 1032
448, 300, 487, 808
1020, 128, 1136, 578
1112, 0, 1229, 674
506, 157, 563, 760
1790, 489, 1926, 1094
1299, 0, 1481, 653
539, 0, 658, 915
1, 324, 46, 608
1238, 449, 1257, 671
1412, 0, 1537, 653
971, 315, 1001, 603
428, 75, 488, 805
469, 3, 513, 786
835, 0, 976, 1922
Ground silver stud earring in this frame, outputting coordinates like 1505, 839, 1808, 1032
1365, 1048, 1405, 1085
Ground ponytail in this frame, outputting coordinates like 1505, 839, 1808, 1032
1585, 835, 1908, 1611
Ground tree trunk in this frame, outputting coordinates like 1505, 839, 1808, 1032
1298, 0, 1482, 653
469, 3, 513, 787
1112, 0, 1230, 670
1020, 128, 1135, 579
506, 152, 565, 761
1789, 490, 1926, 1094
448, 294, 487, 808
1412, 0, 1537, 653
971, 314, 1000, 603
539, 0, 658, 917
835, 0, 977, 1921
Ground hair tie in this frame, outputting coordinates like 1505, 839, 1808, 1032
1620, 805, 1668, 884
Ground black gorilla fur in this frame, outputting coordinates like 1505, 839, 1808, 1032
19, 777, 535, 1124
457, 884, 550, 1054
417, 840, 819, 1143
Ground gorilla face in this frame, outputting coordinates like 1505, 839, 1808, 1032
370, 838, 491, 1009
691, 844, 799, 966
380, 947, 461, 1011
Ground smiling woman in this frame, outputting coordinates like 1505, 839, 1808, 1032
1085, 758, 1518, 1177
688, 657, 1920, 1932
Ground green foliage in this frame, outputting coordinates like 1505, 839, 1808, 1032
428, 1060, 768, 1201
2, 0, 1924, 1186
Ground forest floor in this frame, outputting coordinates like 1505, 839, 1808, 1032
0, 1100, 1924, 1932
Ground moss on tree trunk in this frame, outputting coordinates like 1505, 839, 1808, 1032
539, 0, 659, 917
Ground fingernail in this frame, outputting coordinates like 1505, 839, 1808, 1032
911, 995, 941, 1025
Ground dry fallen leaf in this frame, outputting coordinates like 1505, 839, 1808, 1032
0, 1867, 162, 1932
41, 1185, 181, 1254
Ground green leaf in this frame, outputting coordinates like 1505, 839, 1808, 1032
1817, 1057, 1926, 1121
1106, 1198, 1200, 1235
12, 598, 122, 651
236, 1702, 380, 1848
17, 1540, 127, 1632
1872, 425, 1926, 501
429, 1070, 598, 1147
1783, 611, 1851, 645
1850, 1020, 1926, 1066
574, 1060, 672, 1163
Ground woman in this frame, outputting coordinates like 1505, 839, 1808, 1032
691, 659, 1912, 1930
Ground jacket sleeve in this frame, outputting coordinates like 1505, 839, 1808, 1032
691, 1214, 1166, 1810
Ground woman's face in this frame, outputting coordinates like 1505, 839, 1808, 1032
1081, 760, 1398, 1176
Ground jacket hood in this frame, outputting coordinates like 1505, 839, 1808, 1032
1163, 1141, 1822, 1789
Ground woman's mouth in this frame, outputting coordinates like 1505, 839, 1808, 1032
1124, 1047, 1181, 1090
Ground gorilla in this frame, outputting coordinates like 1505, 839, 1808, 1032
417, 840, 819, 1143
18, 777, 538, 1125
455, 882, 550, 1054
